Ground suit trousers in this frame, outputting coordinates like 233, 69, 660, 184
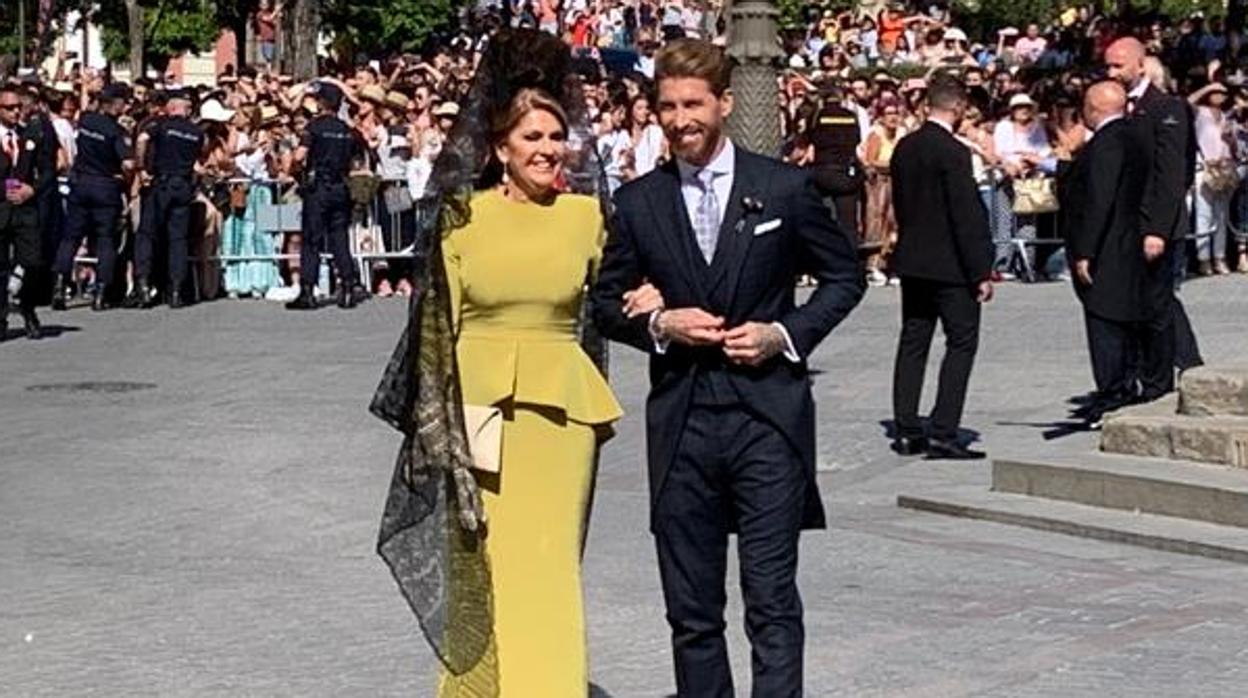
892, 277, 982, 443
655, 404, 806, 698
0, 202, 43, 312
1083, 311, 1134, 404
1138, 249, 1177, 400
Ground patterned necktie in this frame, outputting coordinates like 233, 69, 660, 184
693, 168, 720, 264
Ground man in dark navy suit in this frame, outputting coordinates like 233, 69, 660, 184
593, 39, 864, 698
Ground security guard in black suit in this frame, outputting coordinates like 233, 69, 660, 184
1057, 81, 1148, 422
52, 83, 133, 312
286, 81, 367, 310
889, 75, 994, 460
0, 84, 47, 340
19, 83, 64, 309
134, 89, 203, 308
1105, 37, 1200, 401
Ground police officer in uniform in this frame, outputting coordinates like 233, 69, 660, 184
134, 89, 203, 308
286, 81, 368, 310
52, 83, 133, 311
125, 90, 168, 308
809, 84, 865, 238
0, 84, 47, 340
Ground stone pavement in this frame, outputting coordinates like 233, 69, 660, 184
2, 276, 1247, 697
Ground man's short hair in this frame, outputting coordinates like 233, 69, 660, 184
927, 74, 967, 111
655, 39, 732, 96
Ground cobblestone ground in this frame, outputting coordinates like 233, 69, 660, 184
2, 275, 1247, 697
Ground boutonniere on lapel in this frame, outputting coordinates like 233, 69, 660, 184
735, 196, 766, 233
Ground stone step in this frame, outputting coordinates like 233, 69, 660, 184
897, 486, 1248, 565
1179, 365, 1248, 417
991, 452, 1248, 528
1100, 394, 1248, 468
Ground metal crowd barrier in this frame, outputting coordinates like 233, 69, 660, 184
981, 167, 1065, 282
67, 177, 423, 299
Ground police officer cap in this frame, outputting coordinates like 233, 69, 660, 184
309, 80, 343, 107
100, 83, 132, 101
165, 87, 193, 103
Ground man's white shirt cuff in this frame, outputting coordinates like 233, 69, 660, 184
650, 313, 799, 362
650, 310, 670, 354
772, 322, 801, 363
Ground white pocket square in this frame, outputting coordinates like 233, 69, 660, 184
752, 218, 783, 236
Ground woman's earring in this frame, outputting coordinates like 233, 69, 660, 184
500, 161, 511, 195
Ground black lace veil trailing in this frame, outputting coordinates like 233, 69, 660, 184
369, 28, 609, 690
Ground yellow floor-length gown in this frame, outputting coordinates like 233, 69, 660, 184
437, 188, 623, 696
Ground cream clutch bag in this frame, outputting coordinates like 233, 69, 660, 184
463, 404, 503, 473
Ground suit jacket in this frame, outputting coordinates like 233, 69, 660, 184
591, 145, 864, 531
890, 121, 992, 286
1132, 84, 1196, 241
0, 121, 39, 227
1057, 119, 1147, 323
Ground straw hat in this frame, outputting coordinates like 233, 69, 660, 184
258, 104, 282, 125
432, 101, 460, 118
385, 91, 410, 111
358, 84, 387, 105
1008, 93, 1037, 110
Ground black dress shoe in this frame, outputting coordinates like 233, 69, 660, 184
165, 287, 185, 309
126, 279, 154, 309
337, 284, 368, 309
51, 274, 68, 311
285, 286, 319, 311
92, 290, 109, 312
925, 439, 986, 461
892, 436, 929, 456
21, 308, 43, 340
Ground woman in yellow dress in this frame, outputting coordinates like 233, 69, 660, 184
372, 29, 661, 696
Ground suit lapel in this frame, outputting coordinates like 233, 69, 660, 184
648, 161, 709, 303
709, 149, 765, 310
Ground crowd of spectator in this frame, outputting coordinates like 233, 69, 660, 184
4, 0, 1248, 313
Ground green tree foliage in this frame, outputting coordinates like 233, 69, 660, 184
322, 0, 469, 56
956, 0, 1228, 39
0, 0, 76, 63
96, 0, 219, 68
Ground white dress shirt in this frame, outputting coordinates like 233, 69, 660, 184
992, 118, 1052, 168
675, 136, 736, 227
0, 124, 20, 162
652, 137, 799, 361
